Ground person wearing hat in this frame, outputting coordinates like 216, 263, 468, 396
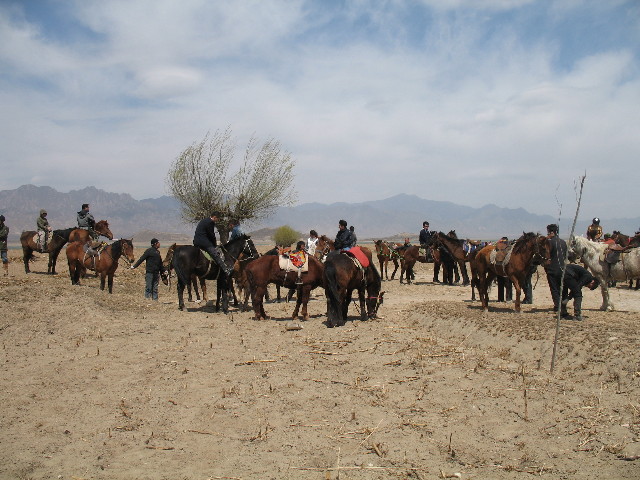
193, 212, 233, 276
36, 209, 52, 251
544, 223, 567, 312
586, 217, 602, 241
334, 219, 355, 251
0, 215, 9, 276
130, 238, 167, 301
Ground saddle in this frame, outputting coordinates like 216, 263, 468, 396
490, 244, 513, 266
341, 246, 370, 268
279, 252, 309, 272
603, 244, 625, 264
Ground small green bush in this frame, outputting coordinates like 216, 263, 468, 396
272, 225, 301, 247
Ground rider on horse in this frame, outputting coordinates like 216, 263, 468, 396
419, 221, 433, 249
586, 217, 603, 241
36, 209, 51, 251
334, 220, 355, 251
193, 212, 233, 276
77, 203, 97, 240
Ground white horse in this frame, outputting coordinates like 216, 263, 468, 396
570, 236, 640, 311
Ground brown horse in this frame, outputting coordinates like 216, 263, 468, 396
433, 232, 471, 285
374, 240, 400, 280
313, 235, 334, 261
323, 251, 384, 327
245, 254, 325, 321
66, 238, 135, 293
397, 246, 429, 284
20, 220, 113, 274
474, 232, 550, 312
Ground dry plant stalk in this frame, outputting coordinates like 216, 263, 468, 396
522, 364, 529, 421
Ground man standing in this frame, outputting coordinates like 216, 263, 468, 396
131, 238, 167, 301
77, 204, 97, 239
0, 215, 8, 276
334, 219, 355, 251
544, 223, 567, 311
193, 212, 233, 276
36, 209, 51, 251
561, 264, 599, 320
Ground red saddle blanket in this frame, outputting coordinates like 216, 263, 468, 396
345, 246, 370, 268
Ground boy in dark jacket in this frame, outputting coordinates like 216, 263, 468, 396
131, 238, 167, 301
561, 264, 599, 321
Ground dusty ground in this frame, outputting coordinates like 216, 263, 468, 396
1, 244, 639, 480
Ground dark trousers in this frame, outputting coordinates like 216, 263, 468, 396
145, 272, 160, 300
522, 265, 536, 304
546, 271, 562, 309
497, 277, 512, 302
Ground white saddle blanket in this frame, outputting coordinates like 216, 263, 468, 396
278, 255, 309, 272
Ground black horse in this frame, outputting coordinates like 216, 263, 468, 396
323, 251, 384, 327
172, 234, 258, 312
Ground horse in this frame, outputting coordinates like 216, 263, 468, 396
374, 240, 400, 280
314, 235, 334, 261
20, 220, 114, 274
570, 236, 640, 311
474, 232, 550, 312
171, 234, 258, 312
323, 251, 384, 327
163, 244, 205, 303
244, 253, 325, 321
433, 231, 471, 285
66, 238, 135, 293
397, 246, 429, 284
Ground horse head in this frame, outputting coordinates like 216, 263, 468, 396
95, 220, 114, 240
121, 238, 135, 265
163, 243, 177, 269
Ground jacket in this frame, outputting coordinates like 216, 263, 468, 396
77, 210, 96, 229
419, 228, 433, 246
193, 217, 217, 248
0, 222, 8, 251
132, 247, 165, 274
37, 210, 49, 232
334, 228, 355, 250
564, 264, 595, 289
546, 235, 567, 275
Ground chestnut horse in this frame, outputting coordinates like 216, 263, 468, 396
323, 251, 384, 327
374, 240, 400, 280
245, 254, 325, 321
20, 220, 113, 274
398, 246, 429, 284
474, 232, 550, 312
66, 238, 135, 293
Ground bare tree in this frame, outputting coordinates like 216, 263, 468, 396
166, 128, 297, 241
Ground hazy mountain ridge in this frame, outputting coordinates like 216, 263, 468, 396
1, 185, 638, 242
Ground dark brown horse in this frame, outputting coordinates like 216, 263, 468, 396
474, 232, 550, 312
323, 251, 384, 327
374, 240, 400, 280
171, 235, 257, 312
245, 254, 324, 321
20, 220, 113, 274
66, 238, 135, 293
397, 246, 429, 284
433, 232, 471, 285
163, 243, 205, 303
313, 235, 334, 261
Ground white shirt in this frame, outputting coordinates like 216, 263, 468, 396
307, 236, 318, 255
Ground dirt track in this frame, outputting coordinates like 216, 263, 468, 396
1, 246, 639, 479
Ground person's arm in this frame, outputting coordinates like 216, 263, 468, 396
131, 250, 149, 269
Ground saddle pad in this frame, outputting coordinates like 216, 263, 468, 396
345, 246, 370, 268
278, 254, 309, 272
490, 245, 513, 266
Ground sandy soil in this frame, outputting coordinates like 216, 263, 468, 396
1, 245, 639, 480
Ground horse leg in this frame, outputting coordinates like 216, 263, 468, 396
100, 272, 106, 291
177, 279, 186, 310
215, 282, 221, 312
391, 260, 398, 280
22, 247, 31, 274
358, 286, 367, 321
108, 273, 114, 294
460, 262, 470, 286
512, 278, 522, 313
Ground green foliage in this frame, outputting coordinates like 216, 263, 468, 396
272, 225, 301, 247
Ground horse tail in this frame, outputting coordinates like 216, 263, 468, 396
172, 247, 192, 288
323, 259, 343, 326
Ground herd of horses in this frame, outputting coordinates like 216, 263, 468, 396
18, 222, 640, 325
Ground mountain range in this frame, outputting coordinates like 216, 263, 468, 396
1, 185, 638, 243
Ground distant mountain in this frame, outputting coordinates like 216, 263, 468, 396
1, 185, 638, 242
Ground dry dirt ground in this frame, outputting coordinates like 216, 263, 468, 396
1, 245, 639, 480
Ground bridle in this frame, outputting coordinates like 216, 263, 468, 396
532, 235, 550, 264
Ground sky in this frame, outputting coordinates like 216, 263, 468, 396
1, 0, 639, 221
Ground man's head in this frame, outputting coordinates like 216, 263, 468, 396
210, 211, 222, 221
339, 219, 347, 229
310, 229, 318, 238
40, 209, 47, 217
546, 224, 559, 236
151, 238, 160, 248
229, 218, 239, 227
82, 204, 90, 211
423, 221, 429, 229
588, 278, 600, 290
296, 240, 305, 251
0, 215, 4, 223
592, 217, 600, 225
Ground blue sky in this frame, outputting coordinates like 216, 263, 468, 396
1, 0, 639, 221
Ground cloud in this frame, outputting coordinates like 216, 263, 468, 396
0, 0, 638, 222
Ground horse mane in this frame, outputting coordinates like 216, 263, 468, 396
439, 231, 464, 247
110, 239, 122, 256
95, 220, 109, 227
512, 232, 538, 254
53, 227, 75, 237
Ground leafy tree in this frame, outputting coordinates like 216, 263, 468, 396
166, 128, 297, 241
272, 225, 301, 248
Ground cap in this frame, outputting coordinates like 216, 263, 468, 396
151, 238, 159, 245
592, 217, 600, 224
